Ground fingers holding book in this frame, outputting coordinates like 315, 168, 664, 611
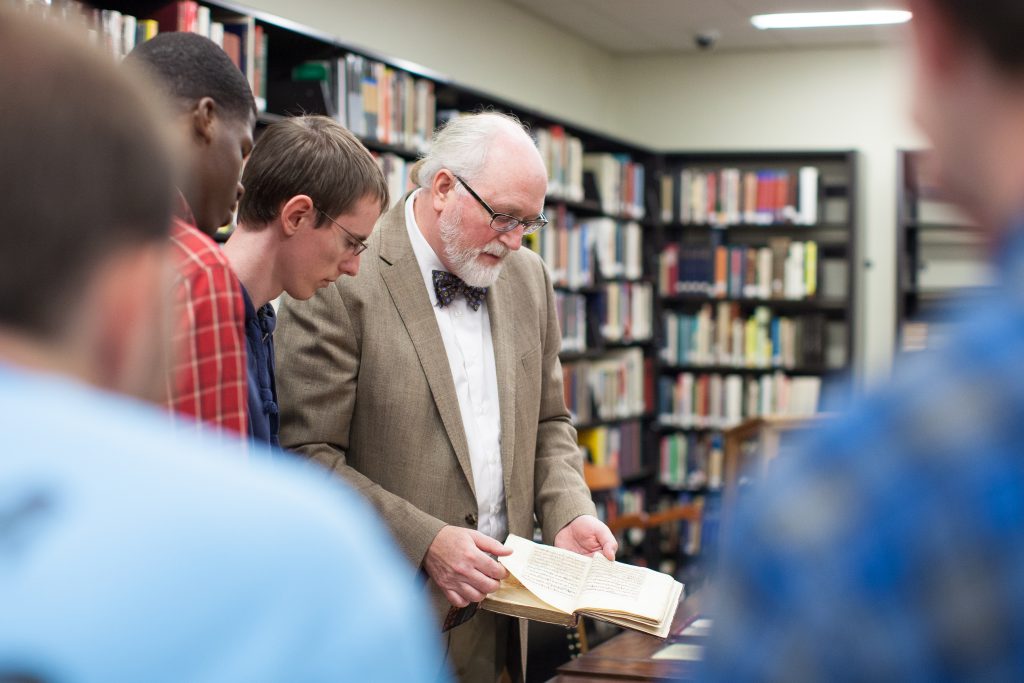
554, 514, 618, 561
425, 525, 512, 607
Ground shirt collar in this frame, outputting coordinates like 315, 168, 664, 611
405, 189, 447, 307
239, 284, 276, 338
173, 190, 197, 227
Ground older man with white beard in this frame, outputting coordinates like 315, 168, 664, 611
274, 112, 615, 682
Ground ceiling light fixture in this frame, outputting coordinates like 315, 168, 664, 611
750, 10, 912, 29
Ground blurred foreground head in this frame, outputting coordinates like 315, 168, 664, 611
0, 8, 176, 400
909, 0, 1024, 232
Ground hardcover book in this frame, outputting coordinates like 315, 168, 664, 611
480, 534, 683, 638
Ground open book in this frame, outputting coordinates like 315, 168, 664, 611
481, 534, 684, 638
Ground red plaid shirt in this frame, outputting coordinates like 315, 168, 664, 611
165, 206, 248, 440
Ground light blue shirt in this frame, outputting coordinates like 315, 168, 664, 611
0, 364, 449, 683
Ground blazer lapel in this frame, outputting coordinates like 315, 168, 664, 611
377, 198, 476, 497
487, 267, 517, 497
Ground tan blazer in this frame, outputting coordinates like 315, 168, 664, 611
275, 197, 596, 618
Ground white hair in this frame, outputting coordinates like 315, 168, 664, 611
412, 111, 534, 188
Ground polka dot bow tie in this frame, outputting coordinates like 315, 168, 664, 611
432, 270, 488, 311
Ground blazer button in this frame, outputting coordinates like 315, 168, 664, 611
465, 513, 478, 527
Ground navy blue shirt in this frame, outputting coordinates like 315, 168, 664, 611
241, 285, 279, 448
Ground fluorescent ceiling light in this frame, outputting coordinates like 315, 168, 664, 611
751, 10, 912, 29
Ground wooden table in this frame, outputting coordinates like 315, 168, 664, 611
546, 590, 706, 682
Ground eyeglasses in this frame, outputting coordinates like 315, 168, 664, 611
316, 207, 369, 256
454, 174, 548, 235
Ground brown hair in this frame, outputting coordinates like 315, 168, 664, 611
0, 9, 175, 338
931, 0, 1024, 72
238, 115, 389, 229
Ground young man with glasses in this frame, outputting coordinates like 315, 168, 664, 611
275, 111, 616, 682
223, 115, 388, 447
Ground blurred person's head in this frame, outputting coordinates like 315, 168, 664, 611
0, 9, 177, 401
412, 112, 547, 287
909, 0, 1024, 231
229, 116, 387, 303
125, 32, 256, 234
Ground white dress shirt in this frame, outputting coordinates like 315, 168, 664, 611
405, 191, 507, 541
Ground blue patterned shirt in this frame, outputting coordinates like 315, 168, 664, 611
704, 222, 1024, 682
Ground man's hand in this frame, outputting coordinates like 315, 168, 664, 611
554, 515, 617, 560
424, 526, 512, 608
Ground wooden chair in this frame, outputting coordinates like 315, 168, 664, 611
720, 414, 833, 531
576, 463, 703, 654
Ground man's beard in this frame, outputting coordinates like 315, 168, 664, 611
438, 206, 507, 287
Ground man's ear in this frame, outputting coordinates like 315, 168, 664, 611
431, 170, 456, 213
279, 194, 315, 237
190, 96, 217, 145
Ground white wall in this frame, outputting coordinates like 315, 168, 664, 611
610, 45, 928, 382
248, 0, 926, 381
241, 0, 625, 138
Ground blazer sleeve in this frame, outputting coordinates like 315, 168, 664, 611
274, 283, 446, 567
531, 261, 598, 543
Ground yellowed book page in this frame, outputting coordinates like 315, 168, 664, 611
585, 611, 662, 637
482, 576, 577, 627
582, 579, 683, 638
575, 554, 680, 623
485, 575, 563, 614
499, 534, 590, 615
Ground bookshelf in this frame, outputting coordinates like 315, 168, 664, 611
40, 0, 860, 582
896, 150, 992, 352
534, 143, 660, 570
65, 0, 662, 564
650, 150, 858, 580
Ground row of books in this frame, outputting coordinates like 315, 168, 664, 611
527, 209, 644, 290
656, 492, 721, 567
372, 152, 413, 209
584, 154, 646, 220
334, 54, 436, 153
563, 349, 647, 425
660, 166, 820, 226
555, 292, 587, 353
658, 238, 819, 300
661, 305, 828, 369
536, 126, 585, 203
593, 218, 644, 281
595, 282, 653, 344
657, 372, 821, 430
578, 422, 643, 480
27, 0, 157, 59
593, 485, 646, 549
90, 8, 157, 58
556, 282, 653, 352
113, 2, 267, 111
659, 432, 724, 491
57, 1, 269, 110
